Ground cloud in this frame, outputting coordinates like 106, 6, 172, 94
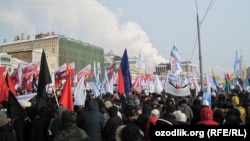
1, 0, 166, 71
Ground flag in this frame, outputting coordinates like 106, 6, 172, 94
170, 42, 182, 75
101, 70, 109, 94
7, 91, 24, 119
0, 66, 9, 102
202, 74, 211, 107
135, 49, 146, 71
154, 75, 163, 94
107, 64, 115, 81
75, 64, 92, 82
212, 69, 219, 87
234, 51, 241, 70
224, 73, 231, 94
242, 71, 249, 90
59, 62, 73, 111
96, 62, 101, 74
5, 72, 17, 96
36, 50, 52, 110
74, 75, 86, 106
118, 49, 132, 94
54, 62, 75, 88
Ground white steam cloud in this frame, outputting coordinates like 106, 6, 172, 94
1, 0, 167, 71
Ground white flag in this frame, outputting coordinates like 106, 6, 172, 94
135, 49, 146, 70
74, 76, 87, 106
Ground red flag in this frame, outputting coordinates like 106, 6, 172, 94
5, 72, 17, 96
117, 66, 125, 95
59, 62, 73, 111
0, 66, 9, 102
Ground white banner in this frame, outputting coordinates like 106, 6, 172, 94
165, 81, 190, 97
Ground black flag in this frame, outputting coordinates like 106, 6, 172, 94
36, 50, 52, 110
7, 91, 24, 119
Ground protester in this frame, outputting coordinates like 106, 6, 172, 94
77, 100, 104, 141
103, 106, 122, 141
156, 103, 179, 125
196, 104, 219, 125
145, 109, 160, 141
0, 111, 17, 141
175, 110, 188, 125
177, 98, 193, 124
53, 110, 89, 141
115, 123, 144, 141
30, 106, 53, 141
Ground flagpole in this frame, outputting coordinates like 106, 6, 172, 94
196, 0, 204, 92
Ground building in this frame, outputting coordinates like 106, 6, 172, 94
104, 50, 145, 80
0, 32, 104, 78
155, 61, 197, 78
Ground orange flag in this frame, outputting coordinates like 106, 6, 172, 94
59, 62, 73, 111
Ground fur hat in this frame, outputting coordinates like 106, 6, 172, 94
175, 110, 187, 122
20, 101, 32, 108
104, 100, 113, 109
151, 109, 160, 117
0, 111, 11, 127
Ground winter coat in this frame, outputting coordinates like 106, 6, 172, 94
0, 123, 17, 141
156, 113, 179, 125
136, 104, 152, 134
77, 100, 104, 141
177, 103, 193, 124
30, 106, 53, 141
103, 106, 122, 141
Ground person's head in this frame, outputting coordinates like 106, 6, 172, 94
175, 110, 187, 123
0, 111, 11, 127
200, 106, 213, 120
116, 124, 144, 141
151, 109, 160, 118
61, 110, 77, 129
166, 104, 176, 116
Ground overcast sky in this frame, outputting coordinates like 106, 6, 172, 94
1, 0, 249, 76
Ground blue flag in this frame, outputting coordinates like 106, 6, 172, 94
118, 48, 132, 94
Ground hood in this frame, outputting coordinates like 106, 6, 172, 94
200, 107, 213, 120
107, 106, 118, 117
142, 104, 153, 115
88, 100, 99, 111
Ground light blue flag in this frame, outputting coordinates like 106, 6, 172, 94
202, 74, 211, 107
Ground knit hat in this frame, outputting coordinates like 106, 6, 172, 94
151, 109, 160, 117
0, 111, 11, 127
175, 110, 187, 122
152, 100, 159, 106
202, 100, 209, 107
166, 104, 176, 113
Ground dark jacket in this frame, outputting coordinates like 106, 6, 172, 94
136, 104, 152, 134
77, 100, 104, 141
156, 113, 179, 125
53, 110, 89, 141
103, 106, 122, 141
30, 106, 53, 141
0, 123, 17, 141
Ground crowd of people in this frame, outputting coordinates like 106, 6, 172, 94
0, 88, 250, 141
